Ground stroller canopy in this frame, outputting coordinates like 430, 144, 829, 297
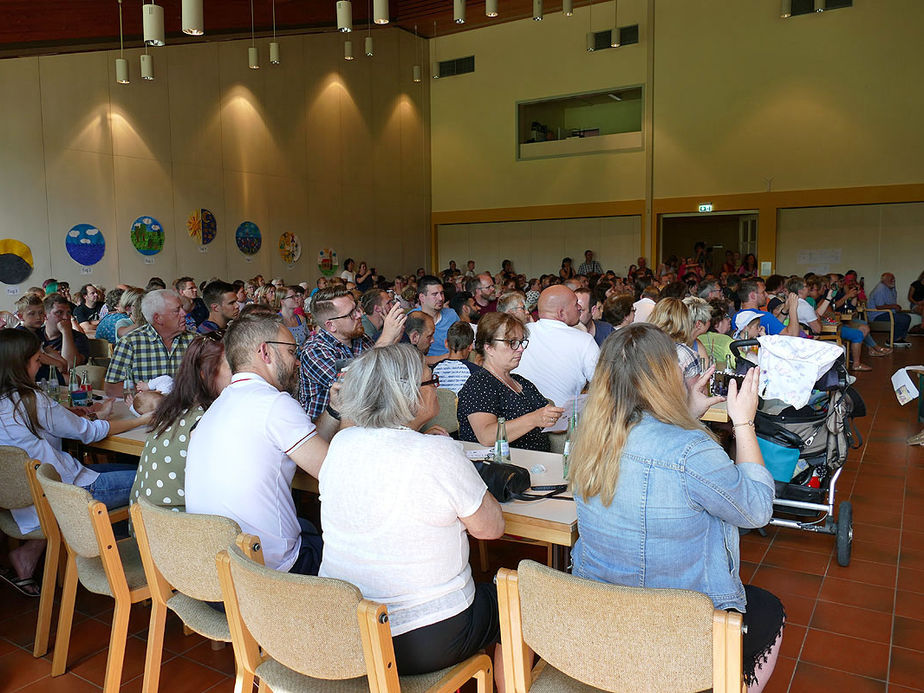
755, 335, 843, 409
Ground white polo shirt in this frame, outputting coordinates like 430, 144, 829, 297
185, 372, 317, 571
512, 318, 600, 407
633, 296, 657, 323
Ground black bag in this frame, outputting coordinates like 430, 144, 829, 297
472, 460, 531, 502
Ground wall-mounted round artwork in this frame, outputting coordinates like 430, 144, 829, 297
317, 247, 339, 277
235, 221, 261, 255
0, 239, 34, 284
130, 216, 164, 255
278, 232, 301, 265
187, 209, 217, 245
65, 224, 105, 266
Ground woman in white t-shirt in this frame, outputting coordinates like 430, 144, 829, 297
319, 344, 504, 676
339, 258, 356, 283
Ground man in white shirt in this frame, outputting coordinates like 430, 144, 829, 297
185, 312, 338, 574
513, 285, 599, 406
633, 285, 660, 323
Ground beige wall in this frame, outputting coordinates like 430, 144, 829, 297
776, 203, 924, 303
430, 0, 649, 212
0, 29, 430, 302
438, 215, 641, 280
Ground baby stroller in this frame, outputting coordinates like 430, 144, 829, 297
727, 339, 863, 566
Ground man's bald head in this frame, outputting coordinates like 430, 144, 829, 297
538, 285, 581, 326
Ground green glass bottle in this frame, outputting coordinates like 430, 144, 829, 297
494, 417, 511, 463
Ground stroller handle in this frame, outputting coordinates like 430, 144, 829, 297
728, 339, 759, 369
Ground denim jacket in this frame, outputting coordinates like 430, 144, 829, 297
572, 413, 774, 611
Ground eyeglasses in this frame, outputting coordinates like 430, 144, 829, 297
198, 330, 225, 342
326, 304, 361, 322
421, 374, 440, 388
266, 340, 299, 356
492, 338, 529, 350
282, 294, 299, 302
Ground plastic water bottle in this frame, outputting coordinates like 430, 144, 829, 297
562, 411, 576, 479
494, 417, 510, 463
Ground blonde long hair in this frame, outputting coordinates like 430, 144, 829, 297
569, 323, 710, 506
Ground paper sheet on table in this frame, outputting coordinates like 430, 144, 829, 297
542, 394, 588, 433
892, 366, 923, 406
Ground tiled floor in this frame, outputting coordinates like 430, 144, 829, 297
1, 339, 923, 691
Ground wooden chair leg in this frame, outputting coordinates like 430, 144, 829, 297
141, 599, 168, 693
33, 534, 61, 657
102, 599, 131, 693
51, 551, 79, 677
233, 670, 256, 693
258, 680, 271, 693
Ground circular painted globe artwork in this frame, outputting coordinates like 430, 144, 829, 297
278, 232, 301, 265
317, 247, 339, 277
130, 216, 164, 256
187, 208, 217, 245
235, 221, 262, 256
65, 224, 105, 266
0, 239, 34, 285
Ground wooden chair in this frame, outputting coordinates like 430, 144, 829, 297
33, 463, 150, 693
88, 338, 113, 364
497, 560, 744, 693
424, 388, 460, 435
130, 498, 246, 693
217, 533, 493, 692
865, 306, 896, 346
72, 364, 106, 391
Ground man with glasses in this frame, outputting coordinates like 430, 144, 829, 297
466, 273, 498, 314
197, 280, 240, 334
359, 288, 393, 342
411, 275, 458, 361
299, 286, 405, 421
186, 312, 339, 575
512, 285, 599, 408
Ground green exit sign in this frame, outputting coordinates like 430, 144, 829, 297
698, 203, 713, 213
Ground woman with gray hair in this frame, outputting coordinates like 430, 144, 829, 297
318, 344, 505, 678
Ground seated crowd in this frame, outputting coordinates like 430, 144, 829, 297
1, 254, 921, 692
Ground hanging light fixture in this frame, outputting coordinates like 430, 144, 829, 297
248, 0, 259, 68
142, 2, 165, 46
269, 0, 280, 63
610, 0, 620, 47
431, 20, 439, 78
814, 0, 825, 11
336, 1, 352, 31
780, 0, 791, 17
533, 0, 543, 21
364, 0, 373, 56
344, 39, 354, 60
373, 0, 389, 24
485, 0, 498, 17
412, 24, 421, 83
182, 0, 204, 35
586, 0, 594, 52
141, 52, 154, 79
115, 0, 129, 84
454, 0, 465, 24
563, 0, 573, 16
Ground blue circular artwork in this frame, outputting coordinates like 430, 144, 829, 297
65, 224, 105, 266
235, 221, 261, 256
130, 216, 164, 256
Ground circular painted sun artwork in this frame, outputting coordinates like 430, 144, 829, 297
187, 208, 216, 245
278, 232, 301, 265
235, 221, 262, 256
65, 223, 105, 266
130, 216, 164, 256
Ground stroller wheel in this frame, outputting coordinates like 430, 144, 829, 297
836, 501, 853, 566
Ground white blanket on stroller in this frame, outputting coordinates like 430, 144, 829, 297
755, 335, 843, 409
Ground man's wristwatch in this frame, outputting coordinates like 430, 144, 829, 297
326, 404, 341, 421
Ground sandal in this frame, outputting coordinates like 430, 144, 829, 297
869, 350, 888, 357
850, 363, 873, 372
0, 569, 40, 597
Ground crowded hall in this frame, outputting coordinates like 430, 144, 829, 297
0, 2, 923, 692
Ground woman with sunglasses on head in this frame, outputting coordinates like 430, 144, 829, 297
319, 344, 505, 679
457, 312, 564, 452
569, 323, 783, 692
129, 332, 231, 513
276, 285, 309, 346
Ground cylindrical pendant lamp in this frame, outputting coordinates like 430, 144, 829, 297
270, 41, 280, 64
454, 0, 465, 24
486, 0, 498, 17
533, 0, 543, 21
373, 0, 389, 24
142, 3, 165, 46
586, 32, 595, 52
431, 61, 440, 78
336, 1, 353, 32
344, 40, 354, 60
182, 0, 204, 35
248, 46, 259, 69
412, 64, 421, 82
563, 0, 573, 16
364, 36, 374, 56
140, 54, 154, 80
116, 58, 130, 84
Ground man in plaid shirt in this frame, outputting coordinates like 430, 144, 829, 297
577, 249, 603, 276
104, 289, 194, 398
299, 286, 405, 421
